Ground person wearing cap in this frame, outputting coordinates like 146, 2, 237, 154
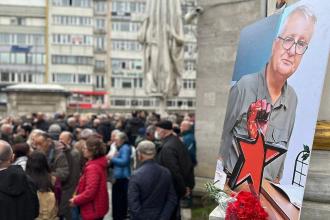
155, 120, 194, 220
128, 140, 177, 220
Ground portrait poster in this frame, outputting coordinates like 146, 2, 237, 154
217, 0, 330, 219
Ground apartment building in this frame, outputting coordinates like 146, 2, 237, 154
0, 0, 197, 112
0, 1, 46, 103
110, 0, 198, 112
49, 0, 111, 109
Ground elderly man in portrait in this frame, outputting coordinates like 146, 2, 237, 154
219, 5, 317, 182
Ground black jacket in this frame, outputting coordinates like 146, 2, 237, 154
0, 165, 39, 220
125, 117, 145, 145
97, 121, 114, 143
128, 160, 177, 220
157, 134, 195, 198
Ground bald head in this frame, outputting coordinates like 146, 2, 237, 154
1, 123, 13, 135
180, 120, 192, 133
59, 131, 73, 145
0, 140, 13, 168
67, 117, 76, 127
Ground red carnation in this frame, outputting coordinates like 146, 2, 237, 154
225, 191, 268, 220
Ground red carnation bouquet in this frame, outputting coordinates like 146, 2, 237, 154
225, 191, 268, 220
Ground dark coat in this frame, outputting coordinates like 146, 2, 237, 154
125, 117, 145, 145
59, 146, 82, 217
97, 120, 114, 143
0, 165, 39, 220
47, 142, 70, 183
128, 160, 177, 220
35, 119, 49, 132
157, 134, 195, 198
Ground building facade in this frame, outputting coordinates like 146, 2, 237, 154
0, 1, 46, 104
0, 0, 197, 113
110, 0, 198, 113
49, 0, 111, 109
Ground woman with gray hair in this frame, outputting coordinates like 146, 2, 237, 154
108, 131, 131, 220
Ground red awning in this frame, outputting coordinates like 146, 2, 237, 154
68, 103, 92, 109
72, 90, 107, 96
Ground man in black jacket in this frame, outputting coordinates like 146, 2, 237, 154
128, 140, 177, 220
156, 120, 195, 220
0, 140, 39, 220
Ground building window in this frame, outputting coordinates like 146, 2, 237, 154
95, 60, 105, 69
52, 73, 74, 83
53, 0, 91, 7
52, 55, 93, 65
78, 74, 87, 83
112, 1, 145, 14
1, 72, 9, 82
52, 72, 91, 84
95, 36, 106, 51
95, 1, 107, 13
112, 59, 143, 72
122, 79, 132, 88
0, 52, 45, 65
0, 33, 44, 46
0, 53, 10, 63
95, 18, 106, 30
111, 76, 143, 89
0, 71, 41, 83
53, 15, 92, 26
52, 34, 92, 46
96, 75, 105, 88
112, 21, 141, 32
143, 100, 151, 107
185, 60, 196, 71
112, 40, 142, 51
114, 99, 126, 106
183, 79, 196, 90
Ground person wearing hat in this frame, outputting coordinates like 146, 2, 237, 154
128, 140, 177, 220
155, 120, 195, 220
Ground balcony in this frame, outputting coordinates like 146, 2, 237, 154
93, 28, 107, 35
94, 66, 106, 73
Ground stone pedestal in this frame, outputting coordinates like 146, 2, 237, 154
300, 150, 330, 219
4, 84, 69, 116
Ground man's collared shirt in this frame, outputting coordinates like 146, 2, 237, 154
219, 70, 297, 181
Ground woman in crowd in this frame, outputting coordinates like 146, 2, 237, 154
12, 142, 30, 171
69, 136, 109, 220
108, 131, 131, 220
26, 151, 58, 220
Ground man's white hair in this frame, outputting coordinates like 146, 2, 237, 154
279, 5, 317, 36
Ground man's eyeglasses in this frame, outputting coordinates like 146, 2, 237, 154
278, 36, 308, 55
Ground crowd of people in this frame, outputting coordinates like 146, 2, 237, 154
0, 111, 197, 220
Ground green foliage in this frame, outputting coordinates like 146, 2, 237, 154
302, 144, 310, 161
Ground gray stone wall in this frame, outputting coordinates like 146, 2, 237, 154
195, 0, 265, 178
6, 92, 67, 116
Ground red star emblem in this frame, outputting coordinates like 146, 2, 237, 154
228, 130, 287, 195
